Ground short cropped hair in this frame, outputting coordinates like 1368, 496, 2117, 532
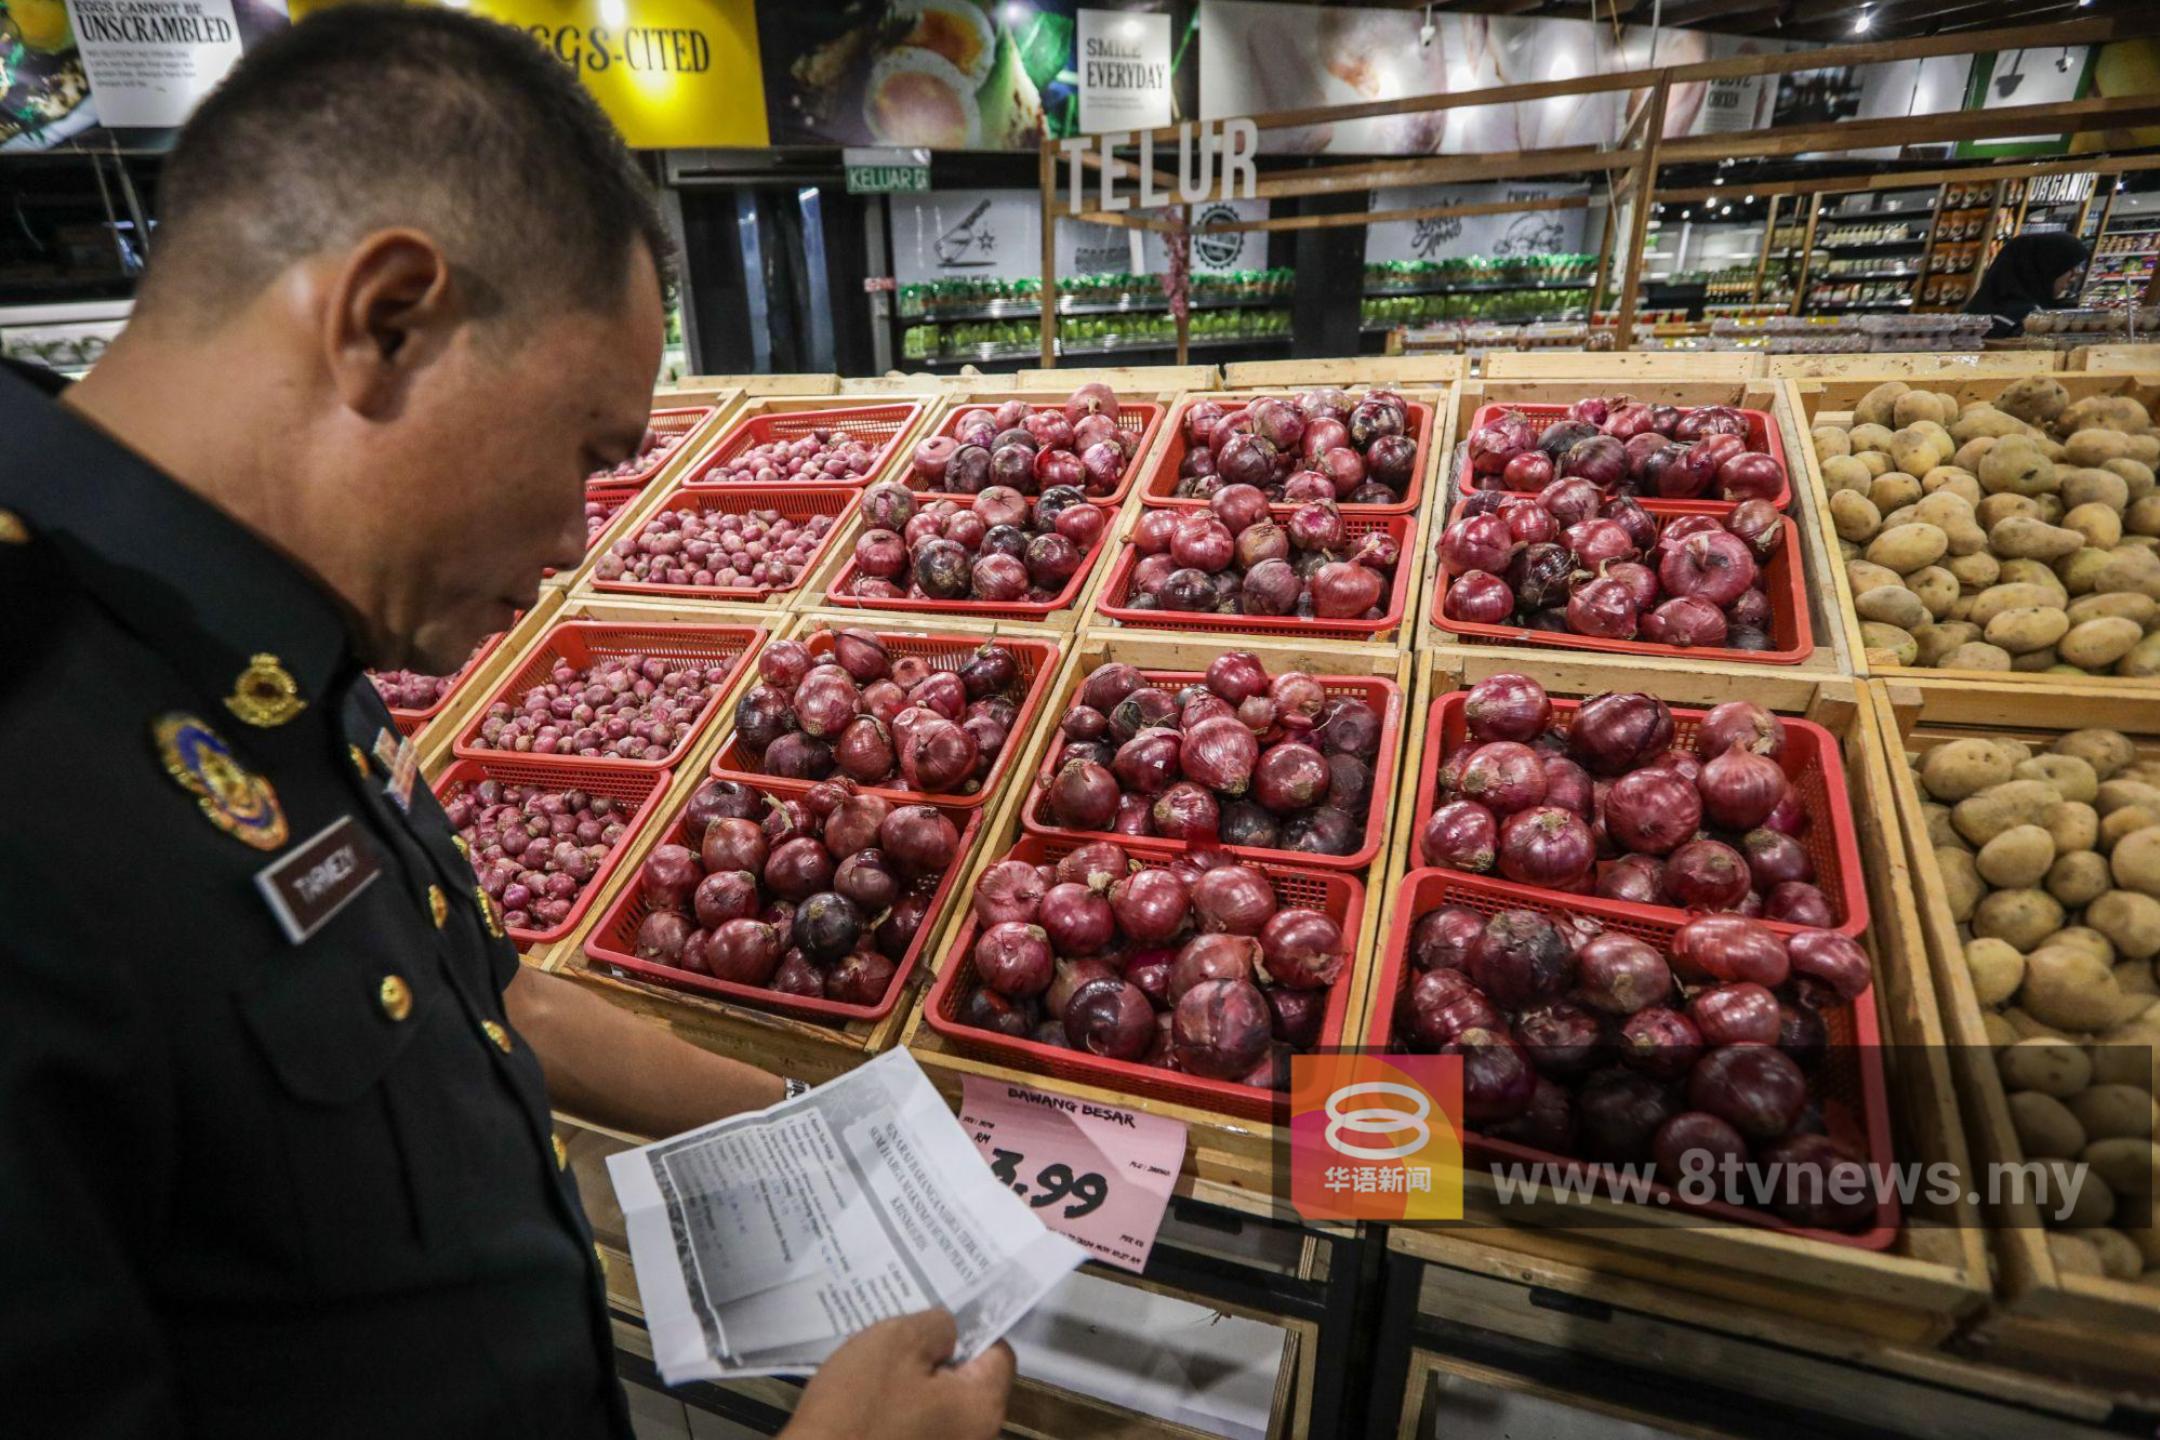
145, 4, 670, 322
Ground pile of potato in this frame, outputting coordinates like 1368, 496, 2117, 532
1911, 726, 2160, 1284
1811, 379, 2160, 676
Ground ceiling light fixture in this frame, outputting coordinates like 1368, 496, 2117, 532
1420, 3, 1436, 47
1853, 7, 1872, 34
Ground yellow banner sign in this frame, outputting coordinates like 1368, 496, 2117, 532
291, 0, 769, 149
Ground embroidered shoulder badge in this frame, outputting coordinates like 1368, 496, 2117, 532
227, 653, 306, 728
153, 713, 289, 851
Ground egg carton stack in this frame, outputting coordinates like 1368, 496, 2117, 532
2023, 307, 2159, 343
1857, 313, 1992, 353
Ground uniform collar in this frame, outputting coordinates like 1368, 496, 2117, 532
0, 359, 355, 715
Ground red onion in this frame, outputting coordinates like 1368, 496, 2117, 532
1764, 882, 1835, 927
1741, 828, 1814, 891
706, 919, 783, 986
1539, 476, 1602, 527
1459, 741, 1549, 816
1169, 933, 1260, 1002
1190, 865, 1277, 936
1496, 495, 1558, 546
1441, 514, 1516, 577
1717, 451, 1786, 503
1576, 1067, 1679, 1163
1563, 435, 1628, 490
1502, 450, 1556, 492
1108, 869, 1190, 944
1173, 979, 1273, 1079
1463, 673, 1549, 743
1444, 571, 1514, 623
633, 911, 693, 965
1257, 909, 1344, 990
1640, 596, 1729, 649
1689, 1044, 1806, 1141
1575, 933, 1672, 1015
1689, 981, 1783, 1047
1620, 1006, 1702, 1081
1151, 782, 1219, 841
1697, 700, 1786, 761
1251, 743, 1331, 816
1595, 853, 1666, 905
1421, 800, 1498, 872
1566, 577, 1639, 639
1040, 882, 1115, 957
1662, 838, 1755, 912
1450, 1027, 1538, 1124
1759, 1133, 1874, 1229
1604, 769, 1702, 856
1652, 1111, 1750, 1191
1057, 841, 1129, 890
879, 804, 959, 876
1180, 715, 1259, 796
1497, 806, 1596, 889
1698, 749, 1789, 832
1787, 929, 1871, 1001
1563, 518, 1636, 570
1512, 1001, 1608, 1079
1567, 692, 1674, 776
1066, 978, 1157, 1059
1761, 790, 1808, 839
1659, 530, 1757, 609
1467, 909, 1575, 1010
1268, 987, 1327, 1049
1671, 913, 1790, 987
1108, 729, 1180, 797
1401, 967, 1498, 1051
1309, 562, 1380, 619
1411, 905, 1484, 972
1205, 652, 1270, 705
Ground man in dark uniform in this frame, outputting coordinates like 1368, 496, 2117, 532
0, 9, 1011, 1439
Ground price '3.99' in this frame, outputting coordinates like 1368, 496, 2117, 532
986, 1147, 1109, 1219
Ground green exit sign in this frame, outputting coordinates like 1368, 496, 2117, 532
844, 147, 931, 195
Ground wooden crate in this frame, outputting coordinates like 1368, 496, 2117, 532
2064, 344, 2160, 373
550, 613, 1056, 1081
675, 392, 940, 485
889, 384, 1184, 496
1765, 353, 2064, 380
1012, 363, 1221, 393
1418, 374, 1858, 680
661, 373, 840, 397
1223, 356, 1466, 388
1785, 370, 2160, 697
1381, 651, 1991, 1347
1481, 351, 1763, 381
901, 626, 1403, 1220
1871, 681, 2160, 1396
1382, 1253, 2127, 1440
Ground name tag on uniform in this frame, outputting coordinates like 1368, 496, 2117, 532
254, 817, 383, 945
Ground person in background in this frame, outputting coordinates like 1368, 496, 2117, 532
0, 8, 1010, 1439
1963, 232, 2091, 338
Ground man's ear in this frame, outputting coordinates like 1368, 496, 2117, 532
321, 229, 459, 417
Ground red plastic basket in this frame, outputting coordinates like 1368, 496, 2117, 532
709, 626, 1063, 810
453, 620, 766, 772
586, 483, 859, 601
821, 499, 1118, 622
682, 402, 925, 488
587, 406, 712, 492
1018, 670, 1403, 872
1413, 692, 1868, 937
1457, 401, 1792, 512
910, 399, 1167, 506
925, 835, 1364, 1124
1140, 393, 1434, 515
1430, 502, 1815, 666
581, 785, 982, 1024
1369, 867, 1899, 1249
432, 758, 672, 948
372, 629, 509, 738
1093, 510, 1415, 640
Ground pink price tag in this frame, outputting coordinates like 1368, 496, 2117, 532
959, 1076, 1188, 1274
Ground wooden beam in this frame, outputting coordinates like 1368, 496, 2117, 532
1038, 142, 1057, 370
1591, 196, 1619, 316
1792, 193, 1821, 318
1192, 193, 1590, 236
1615, 80, 1669, 351
1751, 193, 1781, 306
1656, 94, 2160, 164
1058, 207, 1177, 232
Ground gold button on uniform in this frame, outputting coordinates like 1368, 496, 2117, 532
553, 1133, 569, 1170
0, 508, 28, 545
427, 884, 448, 929
482, 1019, 513, 1053
594, 1242, 609, 1276
378, 974, 413, 1022
348, 743, 370, 778
475, 884, 504, 939
451, 833, 471, 862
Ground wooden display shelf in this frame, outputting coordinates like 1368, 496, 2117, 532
1419, 375, 1858, 681
1764, 353, 2064, 380
1481, 351, 1763, 380
1011, 363, 1222, 393
2064, 343, 2160, 373
1223, 356, 1467, 388
1785, 370, 2160, 696
1871, 682, 2160, 1398
549, 612, 1057, 1081
901, 626, 1402, 1221
1379, 653, 1989, 1347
